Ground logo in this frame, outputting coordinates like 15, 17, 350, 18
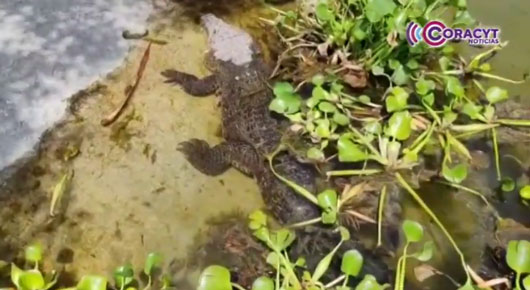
406, 21, 500, 47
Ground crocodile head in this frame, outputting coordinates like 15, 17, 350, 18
200, 14, 257, 67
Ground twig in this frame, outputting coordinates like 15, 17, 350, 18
101, 42, 152, 126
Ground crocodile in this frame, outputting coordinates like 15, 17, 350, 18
161, 13, 398, 285
161, 14, 320, 225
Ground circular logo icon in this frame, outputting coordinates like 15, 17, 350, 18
422, 21, 447, 47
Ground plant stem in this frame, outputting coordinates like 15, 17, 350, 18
515, 272, 522, 290
498, 119, 530, 126
326, 169, 383, 177
377, 185, 387, 247
232, 283, 247, 290
268, 150, 319, 205
474, 72, 527, 84
398, 245, 410, 290
324, 275, 346, 289
288, 217, 322, 228
492, 128, 501, 181
143, 276, 152, 290
395, 173, 472, 284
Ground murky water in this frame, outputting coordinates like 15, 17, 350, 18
1, 1, 530, 290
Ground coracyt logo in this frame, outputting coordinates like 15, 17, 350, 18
406, 20, 501, 47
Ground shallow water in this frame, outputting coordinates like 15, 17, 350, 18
0, 5, 265, 286
0, 1, 530, 290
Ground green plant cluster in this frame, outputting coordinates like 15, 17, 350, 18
197, 210, 390, 290
0, 244, 167, 290
264, 0, 530, 288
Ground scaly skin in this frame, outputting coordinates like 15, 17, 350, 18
161, 14, 320, 224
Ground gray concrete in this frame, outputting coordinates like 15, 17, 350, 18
0, 0, 152, 169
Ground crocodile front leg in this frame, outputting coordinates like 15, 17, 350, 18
161, 70, 218, 96
178, 139, 260, 176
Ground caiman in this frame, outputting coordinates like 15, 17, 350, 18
161, 14, 320, 225
161, 13, 396, 285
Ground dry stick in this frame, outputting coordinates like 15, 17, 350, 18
101, 42, 152, 126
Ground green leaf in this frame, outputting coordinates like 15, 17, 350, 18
391, 64, 410, 86
251, 277, 274, 290
406, 59, 419, 70
412, 241, 434, 261
312, 74, 325, 86
483, 105, 495, 121
501, 178, 515, 192
312, 242, 341, 282
385, 111, 413, 141
270, 83, 301, 114
25, 243, 43, 264
415, 79, 435, 96
439, 56, 451, 71
77, 276, 107, 290
461, 102, 483, 120
402, 220, 424, 243
197, 266, 232, 290
354, 275, 385, 290
520, 185, 530, 200
523, 275, 530, 290
409, 0, 426, 18
315, 119, 331, 139
339, 227, 351, 241
506, 240, 530, 274
333, 112, 350, 126
19, 270, 45, 290
338, 135, 368, 162
317, 189, 338, 210
114, 264, 134, 289
363, 121, 382, 135
386, 87, 409, 112
445, 77, 465, 98
457, 281, 475, 290
485, 86, 509, 104
442, 163, 468, 184
341, 250, 363, 277
422, 93, 435, 107
453, 10, 476, 28
307, 147, 325, 161
269, 228, 296, 251
319, 101, 337, 113
365, 0, 397, 23
316, 2, 334, 22
144, 252, 163, 276
359, 95, 371, 104
11, 264, 23, 288
266, 253, 280, 269
249, 210, 268, 230
371, 65, 385, 76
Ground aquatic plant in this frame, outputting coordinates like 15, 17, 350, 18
197, 210, 389, 290
1, 244, 167, 290
393, 220, 433, 290
506, 240, 530, 290
262, 0, 530, 288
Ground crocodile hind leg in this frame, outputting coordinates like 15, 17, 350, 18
178, 139, 260, 176
161, 70, 218, 96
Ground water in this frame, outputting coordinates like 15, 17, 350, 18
0, 0, 152, 169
